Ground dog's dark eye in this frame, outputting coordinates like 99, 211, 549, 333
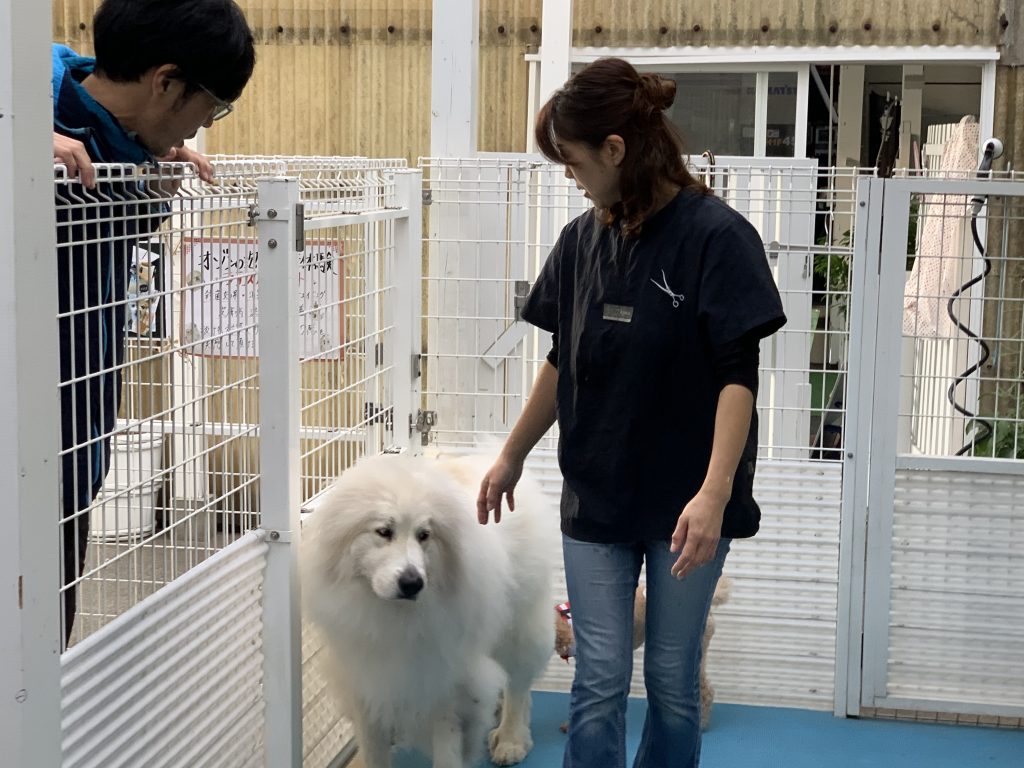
375, 526, 393, 540
416, 530, 430, 543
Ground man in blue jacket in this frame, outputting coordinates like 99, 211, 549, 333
53, 0, 255, 647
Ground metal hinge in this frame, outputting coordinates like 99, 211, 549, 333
422, 188, 433, 206
413, 409, 437, 446
514, 280, 532, 315
295, 202, 305, 251
264, 528, 293, 543
246, 203, 259, 227
413, 353, 425, 378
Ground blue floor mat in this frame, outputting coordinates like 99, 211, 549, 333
389, 691, 1024, 767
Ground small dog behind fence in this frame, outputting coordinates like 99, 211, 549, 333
554, 576, 733, 733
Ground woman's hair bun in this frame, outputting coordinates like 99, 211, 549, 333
637, 73, 676, 112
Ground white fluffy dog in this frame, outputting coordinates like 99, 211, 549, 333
301, 452, 555, 768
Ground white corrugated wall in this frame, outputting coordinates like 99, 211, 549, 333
61, 533, 269, 768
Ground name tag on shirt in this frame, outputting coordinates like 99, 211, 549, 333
602, 303, 634, 323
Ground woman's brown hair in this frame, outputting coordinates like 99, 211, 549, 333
535, 57, 707, 237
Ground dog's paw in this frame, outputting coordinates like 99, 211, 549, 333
488, 728, 533, 766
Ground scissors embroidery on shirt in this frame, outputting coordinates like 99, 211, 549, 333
650, 269, 685, 307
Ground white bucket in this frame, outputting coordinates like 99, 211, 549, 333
89, 426, 164, 542
89, 487, 159, 541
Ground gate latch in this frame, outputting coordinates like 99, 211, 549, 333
413, 409, 437, 446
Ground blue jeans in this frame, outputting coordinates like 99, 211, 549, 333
562, 535, 731, 768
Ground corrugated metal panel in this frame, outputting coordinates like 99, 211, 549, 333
51, 2, 1019, 162
480, 0, 542, 152
51, 1, 432, 161
536, 459, 842, 712
885, 469, 1024, 708
60, 532, 268, 768
571, 1, 1006, 47
208, 2, 431, 160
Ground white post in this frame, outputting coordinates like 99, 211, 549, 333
836, 65, 865, 167
834, 65, 866, 241
526, 58, 541, 152
979, 61, 997, 162
898, 65, 923, 170
430, 0, 480, 156
257, 177, 303, 766
754, 72, 769, 157
392, 170, 424, 455
834, 177, 884, 717
794, 65, 810, 159
0, 0, 62, 764
539, 0, 574, 104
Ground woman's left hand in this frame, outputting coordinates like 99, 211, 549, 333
669, 490, 726, 580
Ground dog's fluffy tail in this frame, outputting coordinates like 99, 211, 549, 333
712, 574, 732, 607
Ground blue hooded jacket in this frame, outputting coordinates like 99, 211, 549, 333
53, 44, 167, 513
52, 44, 154, 164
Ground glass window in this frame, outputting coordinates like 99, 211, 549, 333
562, 66, 806, 158
766, 72, 798, 157
664, 72, 757, 155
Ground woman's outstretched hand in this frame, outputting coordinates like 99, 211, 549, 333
476, 455, 524, 524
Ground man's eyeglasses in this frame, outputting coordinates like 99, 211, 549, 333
195, 82, 234, 121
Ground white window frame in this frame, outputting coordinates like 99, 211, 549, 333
525, 46, 999, 162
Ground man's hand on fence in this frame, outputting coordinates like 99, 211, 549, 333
160, 146, 215, 183
54, 132, 96, 189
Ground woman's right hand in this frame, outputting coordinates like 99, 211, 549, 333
476, 454, 524, 525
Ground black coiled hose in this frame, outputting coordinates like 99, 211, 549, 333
946, 211, 992, 456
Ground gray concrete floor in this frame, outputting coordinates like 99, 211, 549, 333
68, 509, 256, 646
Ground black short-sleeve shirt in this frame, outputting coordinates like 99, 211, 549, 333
520, 187, 786, 543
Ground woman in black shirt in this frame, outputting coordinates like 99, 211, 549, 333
477, 58, 786, 768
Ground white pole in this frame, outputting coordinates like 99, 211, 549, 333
526, 58, 540, 152
754, 71, 769, 157
836, 65, 865, 167
898, 65, 923, 170
539, 0, 574, 105
257, 177, 303, 767
795, 66, 810, 159
0, 0, 62, 764
392, 170, 424, 455
430, 0, 480, 157
979, 60, 997, 161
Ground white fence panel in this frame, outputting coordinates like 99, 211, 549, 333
886, 464, 1024, 712
60, 532, 268, 768
533, 459, 842, 711
850, 175, 1024, 720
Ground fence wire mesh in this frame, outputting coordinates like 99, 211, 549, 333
54, 157, 405, 649
898, 178, 1024, 460
419, 156, 869, 462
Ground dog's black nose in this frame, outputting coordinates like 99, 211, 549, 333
397, 568, 424, 599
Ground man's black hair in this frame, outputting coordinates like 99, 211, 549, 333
93, 0, 256, 102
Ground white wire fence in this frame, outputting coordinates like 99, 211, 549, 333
51, 157, 417, 768
40, 151, 1024, 768
55, 157, 411, 647
419, 156, 870, 462
898, 182, 1024, 460
56, 160, 267, 647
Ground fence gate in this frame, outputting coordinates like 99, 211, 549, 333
421, 156, 863, 711
841, 175, 1024, 721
